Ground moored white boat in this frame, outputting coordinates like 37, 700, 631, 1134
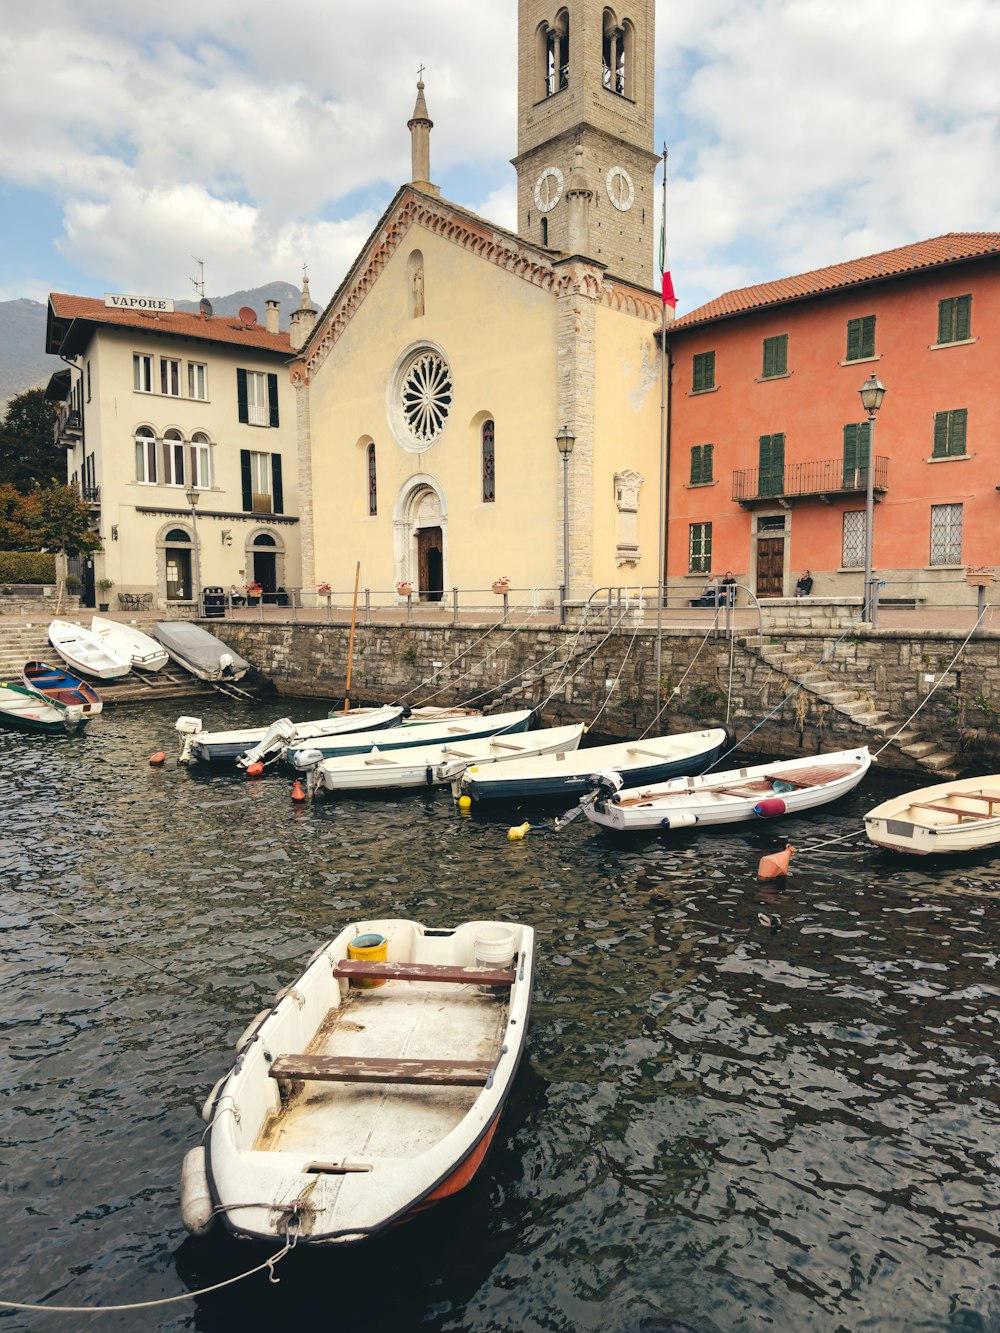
284, 708, 534, 768
48, 619, 130, 679
91, 616, 169, 672
176, 705, 407, 765
152, 622, 250, 682
864, 774, 1000, 855
455, 727, 731, 804
583, 747, 871, 834
301, 722, 586, 793
181, 917, 534, 1245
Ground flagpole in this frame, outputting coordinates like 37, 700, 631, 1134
655, 144, 670, 706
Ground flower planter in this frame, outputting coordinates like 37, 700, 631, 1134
492, 582, 510, 595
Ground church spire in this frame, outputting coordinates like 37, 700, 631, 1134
407, 70, 439, 196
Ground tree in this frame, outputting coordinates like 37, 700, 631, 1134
0, 483, 33, 550
23, 486, 102, 557
0, 389, 62, 493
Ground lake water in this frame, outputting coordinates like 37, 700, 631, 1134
1, 699, 998, 1332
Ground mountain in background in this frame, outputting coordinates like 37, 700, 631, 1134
0, 281, 302, 411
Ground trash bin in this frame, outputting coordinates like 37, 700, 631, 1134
275, 586, 289, 607
202, 586, 226, 618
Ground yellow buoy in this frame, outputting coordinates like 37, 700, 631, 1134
507, 821, 531, 841
458, 795, 472, 809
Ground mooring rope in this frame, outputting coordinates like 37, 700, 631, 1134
0, 1222, 299, 1315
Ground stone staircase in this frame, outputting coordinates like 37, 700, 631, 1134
0, 624, 56, 680
756, 644, 962, 777
488, 632, 585, 713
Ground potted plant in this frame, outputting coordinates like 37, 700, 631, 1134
65, 573, 82, 598
395, 579, 414, 597
245, 582, 263, 606
96, 577, 114, 611
317, 581, 331, 597
492, 575, 511, 594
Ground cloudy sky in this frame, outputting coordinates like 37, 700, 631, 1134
1, 0, 998, 315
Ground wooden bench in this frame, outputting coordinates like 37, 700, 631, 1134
332, 959, 515, 987
907, 801, 996, 820
269, 1055, 493, 1085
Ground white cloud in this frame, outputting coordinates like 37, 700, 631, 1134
0, 0, 997, 313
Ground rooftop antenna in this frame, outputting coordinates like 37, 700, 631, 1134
190, 257, 213, 319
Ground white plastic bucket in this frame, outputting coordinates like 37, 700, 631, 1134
474, 926, 516, 993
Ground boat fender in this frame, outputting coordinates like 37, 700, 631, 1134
508, 822, 531, 840
291, 779, 306, 803
235, 1009, 271, 1054
458, 794, 472, 810
754, 798, 787, 818
245, 761, 265, 778
149, 752, 166, 766
180, 1147, 216, 1236
659, 812, 698, 829
425, 766, 435, 786
200, 1073, 228, 1122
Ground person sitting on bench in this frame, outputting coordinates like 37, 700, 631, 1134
794, 570, 813, 598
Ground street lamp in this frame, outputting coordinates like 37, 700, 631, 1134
555, 425, 576, 616
185, 485, 202, 613
858, 373, 887, 624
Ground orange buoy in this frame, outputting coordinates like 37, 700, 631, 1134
758, 844, 795, 878
291, 779, 306, 803
149, 752, 166, 766
245, 761, 265, 778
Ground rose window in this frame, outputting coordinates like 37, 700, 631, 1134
400, 350, 452, 444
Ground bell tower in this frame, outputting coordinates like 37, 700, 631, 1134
512, 1, 658, 288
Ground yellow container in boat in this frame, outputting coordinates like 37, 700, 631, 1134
347, 932, 388, 988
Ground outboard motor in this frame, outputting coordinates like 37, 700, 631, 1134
219, 653, 235, 679
237, 717, 297, 769
288, 747, 326, 797
175, 716, 203, 764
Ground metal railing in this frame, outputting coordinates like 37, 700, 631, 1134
732, 456, 889, 503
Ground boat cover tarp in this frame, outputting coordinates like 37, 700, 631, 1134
152, 622, 250, 679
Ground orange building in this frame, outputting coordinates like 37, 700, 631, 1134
665, 233, 1000, 606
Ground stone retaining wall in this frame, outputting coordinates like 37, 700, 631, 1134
217, 621, 1000, 775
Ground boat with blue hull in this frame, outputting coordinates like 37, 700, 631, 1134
177, 705, 407, 765
454, 727, 731, 804
0, 681, 88, 735
22, 660, 103, 720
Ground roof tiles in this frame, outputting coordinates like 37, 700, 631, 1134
672, 233, 1000, 331
47, 293, 292, 353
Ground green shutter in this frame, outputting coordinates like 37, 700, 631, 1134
704, 442, 714, 482
240, 449, 252, 510
758, 433, 785, 496
689, 446, 700, 485
267, 372, 280, 428
237, 368, 249, 424
951, 409, 968, 454
932, 412, 949, 458
847, 315, 875, 360
692, 351, 715, 392
955, 295, 972, 341
861, 315, 875, 358
846, 319, 861, 361
762, 335, 787, 377
937, 298, 953, 345
271, 453, 284, 513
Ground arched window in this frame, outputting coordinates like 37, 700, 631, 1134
190, 431, 212, 489
602, 10, 625, 95
541, 216, 548, 246
539, 11, 569, 97
482, 420, 495, 503
367, 442, 377, 516
135, 426, 157, 484
162, 428, 185, 487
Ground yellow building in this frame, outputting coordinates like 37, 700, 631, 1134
293, 0, 667, 606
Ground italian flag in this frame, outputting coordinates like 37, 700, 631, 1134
659, 218, 676, 309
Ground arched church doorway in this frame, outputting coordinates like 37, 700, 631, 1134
419, 528, 443, 602
396, 478, 448, 603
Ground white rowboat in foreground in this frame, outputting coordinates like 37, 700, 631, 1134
864, 774, 1000, 855
583, 747, 871, 833
181, 917, 534, 1245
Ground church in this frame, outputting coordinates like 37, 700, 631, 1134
290, 1, 667, 605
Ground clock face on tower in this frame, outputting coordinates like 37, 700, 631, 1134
534, 165, 564, 212
606, 165, 635, 211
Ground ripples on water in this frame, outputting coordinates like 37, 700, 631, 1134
1, 701, 998, 1332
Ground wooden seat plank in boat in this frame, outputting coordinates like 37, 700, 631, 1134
332, 959, 515, 986
269, 1054, 493, 1085
906, 801, 997, 820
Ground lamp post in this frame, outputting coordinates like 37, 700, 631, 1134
858, 373, 887, 624
185, 485, 202, 614
555, 425, 576, 619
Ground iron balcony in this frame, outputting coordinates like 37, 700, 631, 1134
731, 456, 889, 507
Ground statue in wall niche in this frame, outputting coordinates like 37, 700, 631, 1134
412, 265, 425, 317
614, 469, 643, 566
